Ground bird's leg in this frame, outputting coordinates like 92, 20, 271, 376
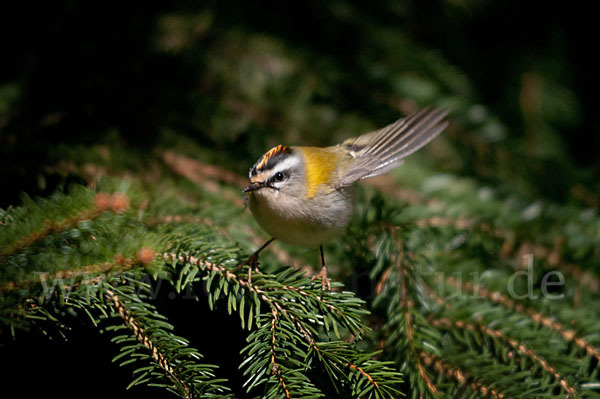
312, 245, 331, 294
239, 237, 275, 284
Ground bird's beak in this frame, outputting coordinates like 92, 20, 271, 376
243, 181, 266, 193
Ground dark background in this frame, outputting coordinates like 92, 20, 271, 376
1, 1, 598, 397
1, 1, 599, 207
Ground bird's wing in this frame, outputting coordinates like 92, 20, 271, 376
337, 107, 449, 186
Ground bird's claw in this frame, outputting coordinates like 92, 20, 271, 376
312, 266, 331, 296
239, 252, 260, 284
244, 252, 260, 269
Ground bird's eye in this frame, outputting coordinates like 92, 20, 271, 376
274, 172, 285, 181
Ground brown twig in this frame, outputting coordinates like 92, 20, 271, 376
513, 240, 599, 295
147, 213, 313, 275
346, 363, 379, 388
165, 250, 346, 326
416, 215, 600, 295
160, 150, 245, 207
445, 276, 600, 364
105, 288, 191, 399
145, 214, 215, 226
165, 252, 315, 344
270, 308, 291, 399
389, 230, 439, 396
0, 248, 154, 295
161, 150, 247, 187
306, 340, 381, 391
419, 351, 504, 399
168, 252, 381, 393
0, 192, 130, 258
430, 317, 576, 398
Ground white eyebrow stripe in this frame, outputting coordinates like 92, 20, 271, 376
267, 155, 300, 176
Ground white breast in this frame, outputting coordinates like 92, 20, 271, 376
248, 187, 354, 247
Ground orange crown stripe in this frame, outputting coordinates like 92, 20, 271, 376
256, 145, 290, 170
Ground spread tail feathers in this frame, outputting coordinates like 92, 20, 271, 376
339, 107, 449, 186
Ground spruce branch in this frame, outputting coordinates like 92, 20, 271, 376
416, 214, 600, 295
419, 351, 505, 399
269, 308, 292, 399
105, 287, 193, 398
397, 260, 440, 397
0, 191, 130, 258
4, 7, 600, 398
150, 213, 311, 274
3, 144, 600, 398
0, 249, 154, 296
359, 201, 599, 398
444, 276, 600, 364
373, 228, 440, 398
164, 251, 365, 338
164, 248, 402, 398
510, 240, 600, 296
430, 317, 576, 398
102, 279, 232, 399
419, 273, 579, 397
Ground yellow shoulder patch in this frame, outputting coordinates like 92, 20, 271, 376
301, 147, 339, 198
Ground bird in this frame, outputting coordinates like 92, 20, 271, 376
242, 107, 449, 289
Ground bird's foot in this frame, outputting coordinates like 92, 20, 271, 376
239, 252, 260, 285
311, 266, 331, 297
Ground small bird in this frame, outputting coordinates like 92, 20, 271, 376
243, 107, 449, 289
